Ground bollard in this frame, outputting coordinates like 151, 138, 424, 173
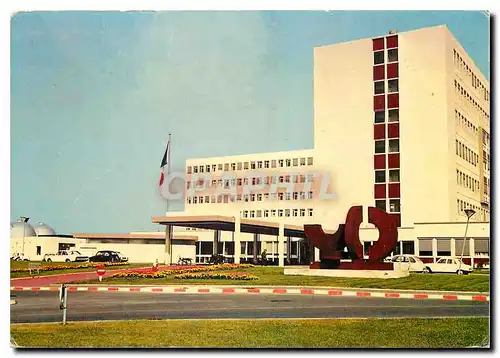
59, 284, 68, 325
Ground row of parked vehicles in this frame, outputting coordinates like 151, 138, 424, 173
11, 250, 129, 263
387, 255, 474, 275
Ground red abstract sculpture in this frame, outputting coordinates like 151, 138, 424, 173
304, 206, 398, 270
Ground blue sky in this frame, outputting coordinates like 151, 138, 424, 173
10, 11, 489, 233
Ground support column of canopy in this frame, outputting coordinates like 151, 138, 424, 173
234, 216, 241, 264
253, 233, 259, 264
213, 230, 220, 256
278, 223, 285, 267
164, 225, 173, 265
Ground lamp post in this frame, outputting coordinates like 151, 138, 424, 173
458, 209, 475, 274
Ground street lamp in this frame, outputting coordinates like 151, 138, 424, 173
458, 209, 475, 274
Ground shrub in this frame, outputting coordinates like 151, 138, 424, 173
109, 264, 254, 279
174, 272, 258, 280
11, 262, 128, 273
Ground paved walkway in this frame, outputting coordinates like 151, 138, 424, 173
10, 265, 197, 287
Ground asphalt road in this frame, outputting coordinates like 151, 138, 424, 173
10, 291, 489, 324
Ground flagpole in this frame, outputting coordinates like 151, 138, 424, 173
166, 133, 171, 215
165, 133, 172, 266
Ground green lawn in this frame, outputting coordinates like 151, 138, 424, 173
75, 267, 489, 293
10, 317, 489, 348
10, 261, 149, 279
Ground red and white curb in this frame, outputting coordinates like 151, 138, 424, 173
9, 286, 489, 302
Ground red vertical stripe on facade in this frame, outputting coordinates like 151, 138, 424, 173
388, 153, 400, 168
374, 155, 386, 169
386, 35, 398, 48
387, 93, 399, 108
374, 95, 385, 111
373, 38, 385, 51
374, 184, 386, 199
390, 214, 401, 227
387, 63, 399, 79
373, 65, 385, 81
387, 123, 399, 138
388, 183, 400, 198
374, 124, 386, 140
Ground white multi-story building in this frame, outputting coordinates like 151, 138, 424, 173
175, 25, 490, 266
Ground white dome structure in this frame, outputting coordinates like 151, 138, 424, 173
10, 222, 36, 238
34, 222, 56, 236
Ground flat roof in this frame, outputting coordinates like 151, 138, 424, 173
151, 215, 334, 239
73, 233, 198, 241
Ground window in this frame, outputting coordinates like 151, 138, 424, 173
389, 199, 400, 212
286, 159, 291, 167
300, 158, 306, 166
244, 162, 249, 170
251, 161, 256, 169
199, 196, 204, 204
218, 164, 223, 171
388, 139, 399, 153
271, 210, 276, 217
256, 210, 262, 218
308, 208, 313, 216
250, 211, 255, 218
375, 111, 385, 123
374, 81, 385, 94
293, 209, 298, 217
212, 164, 216, 172
375, 140, 385, 154
285, 209, 290, 217
293, 158, 298, 166
375, 199, 386, 211
389, 169, 400, 182
307, 157, 314, 165
205, 195, 210, 203
257, 194, 262, 201
286, 192, 291, 200
193, 166, 198, 173
375, 170, 386, 183
264, 210, 269, 218
387, 48, 398, 62
237, 162, 242, 170
374, 51, 384, 65
388, 79, 398, 93
402, 241, 415, 255
264, 160, 270, 168
187, 197, 192, 204
250, 194, 255, 202
206, 165, 210, 172
279, 159, 284, 167
418, 239, 433, 257
278, 209, 283, 217
224, 163, 229, 171
300, 209, 306, 217
271, 160, 277, 168
187, 166, 192, 174
231, 163, 236, 171
193, 197, 198, 204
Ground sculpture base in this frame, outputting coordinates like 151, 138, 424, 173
284, 266, 409, 279
310, 260, 394, 270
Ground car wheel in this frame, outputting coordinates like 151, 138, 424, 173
423, 267, 432, 274
65, 259, 71, 263
47, 258, 52, 262
457, 270, 464, 275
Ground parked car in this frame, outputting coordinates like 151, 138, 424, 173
43, 250, 89, 263
425, 257, 473, 275
88, 250, 128, 263
11, 253, 29, 261
390, 255, 427, 273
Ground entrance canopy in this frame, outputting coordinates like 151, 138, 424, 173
151, 215, 334, 239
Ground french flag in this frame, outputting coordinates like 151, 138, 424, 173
159, 138, 170, 187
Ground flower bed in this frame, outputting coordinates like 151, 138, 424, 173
110, 263, 254, 279
174, 272, 258, 280
11, 262, 128, 273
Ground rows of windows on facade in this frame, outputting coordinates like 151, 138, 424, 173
241, 208, 314, 219
187, 173, 316, 190
453, 49, 490, 104
187, 190, 315, 205
373, 46, 399, 124
187, 157, 314, 174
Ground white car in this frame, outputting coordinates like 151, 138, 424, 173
11, 253, 30, 261
390, 255, 427, 273
43, 250, 89, 263
425, 257, 473, 275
